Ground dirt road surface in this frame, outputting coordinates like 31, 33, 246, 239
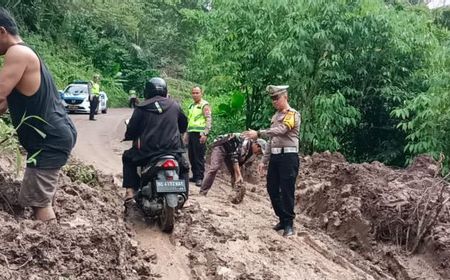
70, 109, 191, 279
67, 109, 399, 280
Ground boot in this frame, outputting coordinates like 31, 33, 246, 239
283, 225, 294, 237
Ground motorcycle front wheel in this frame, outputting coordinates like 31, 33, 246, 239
159, 199, 175, 233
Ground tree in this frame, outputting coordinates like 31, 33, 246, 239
188, 0, 449, 165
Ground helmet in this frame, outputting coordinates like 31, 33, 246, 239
144, 77, 167, 99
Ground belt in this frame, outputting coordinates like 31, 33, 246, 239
271, 147, 298, 154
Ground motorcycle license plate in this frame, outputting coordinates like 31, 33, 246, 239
155, 180, 186, 193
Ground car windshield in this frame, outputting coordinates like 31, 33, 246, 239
65, 85, 88, 94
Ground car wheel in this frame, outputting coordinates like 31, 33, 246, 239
102, 108, 107, 114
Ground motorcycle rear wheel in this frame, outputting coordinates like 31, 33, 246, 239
159, 199, 175, 233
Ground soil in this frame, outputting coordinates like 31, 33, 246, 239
297, 152, 450, 280
0, 108, 448, 280
0, 157, 155, 280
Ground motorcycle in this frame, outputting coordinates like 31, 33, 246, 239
124, 120, 188, 233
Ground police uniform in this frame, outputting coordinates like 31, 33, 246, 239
259, 85, 300, 234
187, 98, 212, 185
89, 80, 100, 120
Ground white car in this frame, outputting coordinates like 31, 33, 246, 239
62, 81, 108, 114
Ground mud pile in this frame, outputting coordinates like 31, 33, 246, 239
297, 152, 450, 278
0, 161, 156, 280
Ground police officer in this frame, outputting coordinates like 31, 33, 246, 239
244, 85, 300, 237
89, 74, 100, 121
186, 86, 212, 187
128, 89, 139, 108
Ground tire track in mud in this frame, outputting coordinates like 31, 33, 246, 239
70, 109, 192, 280
69, 108, 393, 280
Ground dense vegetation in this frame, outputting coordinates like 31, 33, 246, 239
0, 0, 449, 169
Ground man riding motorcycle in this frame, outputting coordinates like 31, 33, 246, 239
122, 77, 189, 206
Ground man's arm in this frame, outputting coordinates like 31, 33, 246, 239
202, 104, 212, 136
0, 46, 28, 115
178, 109, 188, 134
199, 104, 212, 144
260, 111, 299, 138
124, 109, 142, 141
233, 162, 243, 184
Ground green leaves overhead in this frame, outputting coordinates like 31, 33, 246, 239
189, 0, 450, 166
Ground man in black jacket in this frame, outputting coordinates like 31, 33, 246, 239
122, 77, 188, 203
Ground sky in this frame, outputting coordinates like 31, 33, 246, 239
427, 0, 450, 9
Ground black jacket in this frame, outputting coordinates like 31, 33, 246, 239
124, 96, 187, 162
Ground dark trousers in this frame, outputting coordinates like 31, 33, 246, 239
201, 145, 235, 193
188, 132, 206, 180
122, 148, 141, 191
89, 96, 99, 120
267, 153, 299, 227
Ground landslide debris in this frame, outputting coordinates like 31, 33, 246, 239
0, 160, 156, 280
298, 152, 450, 279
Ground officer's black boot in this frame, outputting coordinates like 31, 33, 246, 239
273, 222, 284, 231
195, 179, 202, 187
283, 225, 294, 237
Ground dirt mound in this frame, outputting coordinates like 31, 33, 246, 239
0, 162, 156, 280
298, 152, 450, 279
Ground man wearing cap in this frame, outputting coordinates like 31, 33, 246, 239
244, 85, 300, 237
88, 74, 100, 121
128, 89, 139, 108
199, 132, 266, 204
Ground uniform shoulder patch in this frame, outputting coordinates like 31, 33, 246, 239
283, 111, 296, 129
203, 105, 211, 116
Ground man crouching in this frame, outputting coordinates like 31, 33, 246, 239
200, 133, 266, 204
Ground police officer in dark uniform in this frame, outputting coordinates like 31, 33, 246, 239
244, 85, 300, 237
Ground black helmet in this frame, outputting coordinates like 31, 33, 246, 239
144, 77, 167, 99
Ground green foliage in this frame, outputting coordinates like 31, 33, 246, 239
433, 6, 450, 29
2, 0, 205, 107
188, 0, 450, 166
213, 91, 246, 138
0, 0, 449, 170
63, 162, 100, 186
0, 112, 50, 174
166, 77, 197, 106
392, 31, 450, 171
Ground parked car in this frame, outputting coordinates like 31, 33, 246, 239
61, 81, 108, 114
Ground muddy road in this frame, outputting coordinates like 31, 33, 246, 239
67, 109, 393, 280
70, 109, 191, 280
1, 109, 446, 279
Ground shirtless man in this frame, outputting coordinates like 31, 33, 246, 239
0, 8, 77, 221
